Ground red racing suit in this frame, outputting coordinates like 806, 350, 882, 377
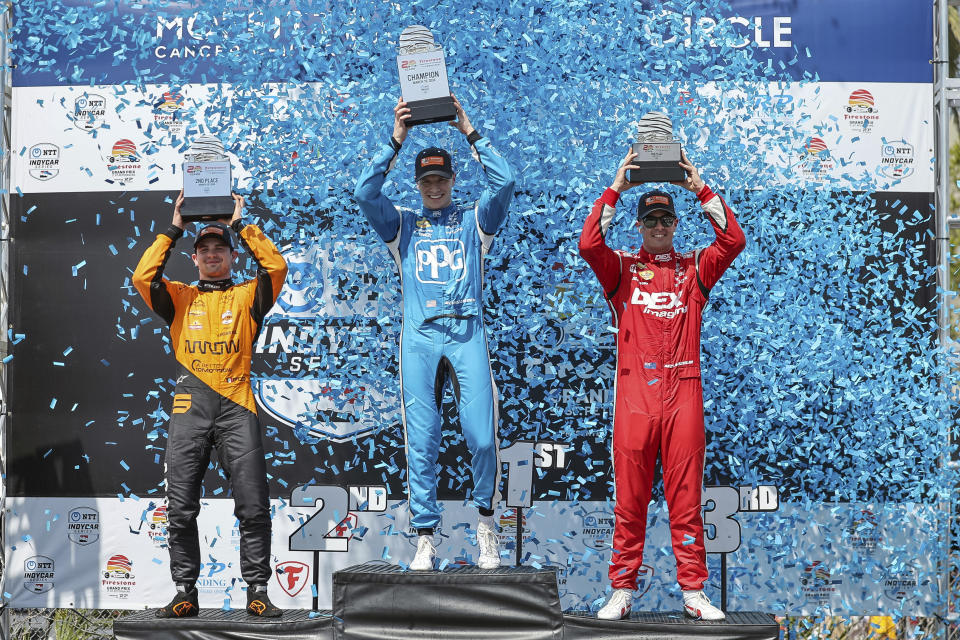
578, 185, 745, 591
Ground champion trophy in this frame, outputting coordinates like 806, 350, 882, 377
396, 25, 456, 126
180, 135, 235, 222
627, 112, 685, 183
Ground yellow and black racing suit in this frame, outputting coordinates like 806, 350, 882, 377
133, 221, 287, 587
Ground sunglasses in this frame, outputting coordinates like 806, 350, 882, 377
641, 214, 677, 228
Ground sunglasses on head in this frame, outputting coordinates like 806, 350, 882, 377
641, 214, 677, 228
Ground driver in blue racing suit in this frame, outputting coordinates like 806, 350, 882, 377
354, 95, 515, 571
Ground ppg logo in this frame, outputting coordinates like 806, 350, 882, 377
415, 239, 465, 284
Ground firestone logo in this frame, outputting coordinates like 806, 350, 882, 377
275, 561, 310, 597
800, 561, 841, 605
798, 137, 834, 180
102, 554, 136, 600
843, 89, 879, 133
154, 89, 185, 136
105, 139, 142, 186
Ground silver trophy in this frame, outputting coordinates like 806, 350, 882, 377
396, 25, 456, 127
180, 135, 234, 222
628, 112, 685, 183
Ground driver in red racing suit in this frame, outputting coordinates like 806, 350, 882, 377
579, 150, 745, 621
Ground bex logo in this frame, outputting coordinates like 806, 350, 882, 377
631, 290, 683, 310
415, 239, 465, 284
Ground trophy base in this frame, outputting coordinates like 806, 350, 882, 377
627, 164, 687, 184
180, 195, 236, 223
406, 96, 457, 127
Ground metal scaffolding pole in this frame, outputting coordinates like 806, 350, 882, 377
935, 1, 960, 638
0, 2, 10, 639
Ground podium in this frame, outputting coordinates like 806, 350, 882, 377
113, 609, 334, 640
563, 611, 779, 640
333, 563, 563, 640
113, 567, 778, 640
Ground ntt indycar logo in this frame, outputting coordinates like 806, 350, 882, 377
67, 506, 100, 546
415, 239, 465, 284
24, 556, 55, 594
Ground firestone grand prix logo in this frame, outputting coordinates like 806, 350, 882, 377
798, 137, 834, 180
105, 139, 142, 186
843, 89, 879, 133
153, 89, 185, 136
800, 561, 841, 605
102, 554, 136, 600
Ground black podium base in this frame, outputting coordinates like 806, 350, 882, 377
180, 195, 236, 223
627, 164, 687, 184
406, 96, 457, 127
113, 608, 334, 640
563, 611, 779, 640
333, 563, 563, 640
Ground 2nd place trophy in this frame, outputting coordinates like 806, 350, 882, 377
628, 111, 686, 183
180, 134, 235, 222
396, 25, 456, 126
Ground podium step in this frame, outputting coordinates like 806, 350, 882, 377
333, 563, 563, 640
113, 608, 334, 640
562, 611, 779, 640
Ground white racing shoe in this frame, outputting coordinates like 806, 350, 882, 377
477, 521, 501, 569
596, 588, 633, 620
682, 590, 726, 621
409, 535, 436, 571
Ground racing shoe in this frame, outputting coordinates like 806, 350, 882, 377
597, 588, 632, 620
246, 584, 282, 618
155, 584, 199, 618
409, 534, 436, 571
683, 590, 725, 621
477, 521, 501, 569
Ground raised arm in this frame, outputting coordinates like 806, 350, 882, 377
692, 185, 745, 292
578, 150, 644, 298
353, 99, 407, 243
446, 94, 515, 236
229, 194, 288, 325
670, 151, 745, 293
132, 192, 186, 325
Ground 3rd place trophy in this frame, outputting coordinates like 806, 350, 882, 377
627, 111, 686, 183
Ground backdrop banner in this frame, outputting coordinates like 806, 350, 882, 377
7, 0, 944, 616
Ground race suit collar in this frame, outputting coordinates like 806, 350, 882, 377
197, 278, 234, 291
638, 247, 676, 263
421, 202, 457, 217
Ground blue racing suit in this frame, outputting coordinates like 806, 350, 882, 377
354, 134, 515, 530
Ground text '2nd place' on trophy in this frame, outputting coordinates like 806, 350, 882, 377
628, 112, 686, 183
180, 134, 235, 222
396, 25, 456, 127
